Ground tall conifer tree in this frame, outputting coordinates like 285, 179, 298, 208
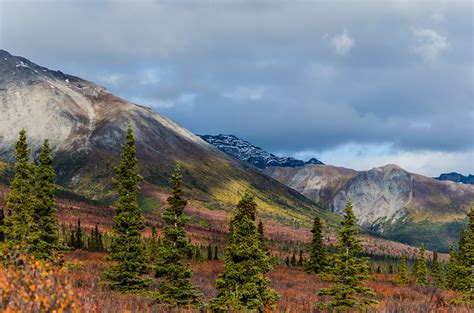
306, 215, 328, 274
30, 140, 60, 259
210, 191, 278, 311
153, 164, 200, 306
397, 255, 409, 285
414, 244, 428, 285
0, 209, 4, 243
445, 208, 473, 296
102, 126, 148, 292
318, 199, 377, 310
430, 251, 443, 287
4, 130, 35, 247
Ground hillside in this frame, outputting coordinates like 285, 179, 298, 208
0, 49, 340, 235
264, 163, 474, 251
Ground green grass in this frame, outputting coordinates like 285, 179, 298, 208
376, 216, 468, 253
138, 195, 162, 214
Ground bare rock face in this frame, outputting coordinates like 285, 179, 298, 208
265, 163, 474, 228
333, 165, 413, 226
0, 49, 210, 162
0, 49, 320, 224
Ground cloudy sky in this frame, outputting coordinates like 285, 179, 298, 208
1, 0, 472, 176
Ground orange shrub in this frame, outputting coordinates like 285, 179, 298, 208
0, 254, 81, 312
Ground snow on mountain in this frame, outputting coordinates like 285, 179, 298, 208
435, 172, 474, 185
199, 134, 324, 169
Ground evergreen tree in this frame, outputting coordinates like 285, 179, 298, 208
0, 209, 4, 243
4, 130, 35, 247
397, 255, 409, 285
445, 208, 473, 295
146, 226, 160, 263
388, 264, 394, 274
210, 191, 278, 311
74, 219, 84, 250
207, 244, 213, 261
193, 245, 203, 262
430, 251, 443, 287
102, 126, 148, 292
298, 249, 303, 266
305, 215, 328, 274
445, 245, 469, 291
214, 245, 219, 260
414, 244, 428, 285
290, 250, 297, 267
257, 220, 267, 252
153, 164, 200, 306
285, 255, 290, 267
29, 140, 60, 259
318, 199, 377, 310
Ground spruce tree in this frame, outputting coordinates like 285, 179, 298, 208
397, 255, 409, 285
298, 249, 303, 266
153, 164, 200, 306
102, 126, 148, 292
411, 256, 419, 282
74, 219, 84, 250
318, 199, 377, 310
257, 220, 269, 253
210, 191, 278, 311
146, 226, 160, 263
430, 251, 443, 287
414, 244, 428, 285
29, 140, 60, 259
4, 130, 35, 247
207, 244, 213, 261
0, 209, 4, 243
445, 209, 473, 295
306, 214, 328, 274
444, 245, 471, 292
214, 245, 219, 260
290, 250, 297, 267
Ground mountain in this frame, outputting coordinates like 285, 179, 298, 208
435, 172, 474, 185
0, 49, 331, 230
264, 163, 474, 251
198, 133, 474, 250
199, 134, 323, 169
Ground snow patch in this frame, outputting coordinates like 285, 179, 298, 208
15, 61, 29, 68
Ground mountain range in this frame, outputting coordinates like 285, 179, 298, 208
0, 49, 330, 233
0, 49, 472, 252
202, 134, 474, 251
435, 172, 474, 185
199, 134, 323, 169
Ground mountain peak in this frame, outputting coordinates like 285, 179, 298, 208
199, 134, 324, 169
377, 164, 404, 171
0, 50, 88, 89
435, 172, 474, 185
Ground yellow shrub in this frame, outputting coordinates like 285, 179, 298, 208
0, 254, 81, 312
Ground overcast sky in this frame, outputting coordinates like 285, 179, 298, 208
1, 0, 472, 176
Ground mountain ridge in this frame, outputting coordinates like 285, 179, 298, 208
201, 133, 474, 251
0, 49, 331, 232
435, 172, 474, 185
199, 134, 323, 169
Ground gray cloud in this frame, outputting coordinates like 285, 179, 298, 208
1, 0, 473, 173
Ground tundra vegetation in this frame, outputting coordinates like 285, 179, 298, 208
0, 129, 473, 312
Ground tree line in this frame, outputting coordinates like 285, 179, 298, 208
0, 127, 473, 311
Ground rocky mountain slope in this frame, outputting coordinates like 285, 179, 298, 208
0, 49, 331, 229
200, 133, 473, 250
199, 134, 323, 169
264, 163, 474, 251
435, 172, 474, 185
